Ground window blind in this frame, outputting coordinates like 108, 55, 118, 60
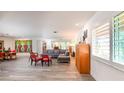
92, 23, 110, 60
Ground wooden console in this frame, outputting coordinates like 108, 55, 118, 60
75, 44, 90, 74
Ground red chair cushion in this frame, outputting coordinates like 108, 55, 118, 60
41, 54, 52, 62
43, 58, 48, 60
11, 50, 16, 52
42, 58, 49, 62
36, 57, 42, 61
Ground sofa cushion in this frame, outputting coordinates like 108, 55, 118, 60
47, 50, 53, 54
54, 50, 59, 54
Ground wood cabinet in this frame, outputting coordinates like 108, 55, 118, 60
75, 44, 90, 74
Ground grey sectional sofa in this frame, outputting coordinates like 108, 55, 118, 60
43, 49, 66, 58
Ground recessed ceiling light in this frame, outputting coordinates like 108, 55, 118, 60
75, 23, 79, 26
53, 31, 57, 33
75, 23, 83, 27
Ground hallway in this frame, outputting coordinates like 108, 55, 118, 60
0, 54, 95, 81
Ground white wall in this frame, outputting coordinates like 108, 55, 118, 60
32, 38, 38, 52
92, 57, 124, 80
37, 40, 43, 54
0, 36, 15, 50
77, 11, 124, 80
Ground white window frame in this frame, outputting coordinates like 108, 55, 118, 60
92, 12, 124, 72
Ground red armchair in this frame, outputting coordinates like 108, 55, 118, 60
30, 54, 42, 66
0, 52, 5, 61
29, 52, 38, 61
41, 54, 52, 66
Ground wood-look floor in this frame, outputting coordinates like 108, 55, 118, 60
0, 53, 95, 81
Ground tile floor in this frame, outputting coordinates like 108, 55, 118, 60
0, 53, 95, 81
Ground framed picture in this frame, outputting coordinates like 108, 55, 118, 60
15, 40, 32, 53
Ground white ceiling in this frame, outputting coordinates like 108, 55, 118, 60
0, 11, 95, 41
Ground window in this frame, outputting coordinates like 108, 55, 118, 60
92, 23, 110, 60
113, 12, 124, 64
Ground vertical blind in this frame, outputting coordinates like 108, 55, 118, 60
92, 23, 110, 60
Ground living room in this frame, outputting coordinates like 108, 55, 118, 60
0, 11, 96, 81
1, 11, 124, 81
1, 0, 124, 93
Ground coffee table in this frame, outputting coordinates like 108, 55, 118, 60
57, 55, 70, 63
